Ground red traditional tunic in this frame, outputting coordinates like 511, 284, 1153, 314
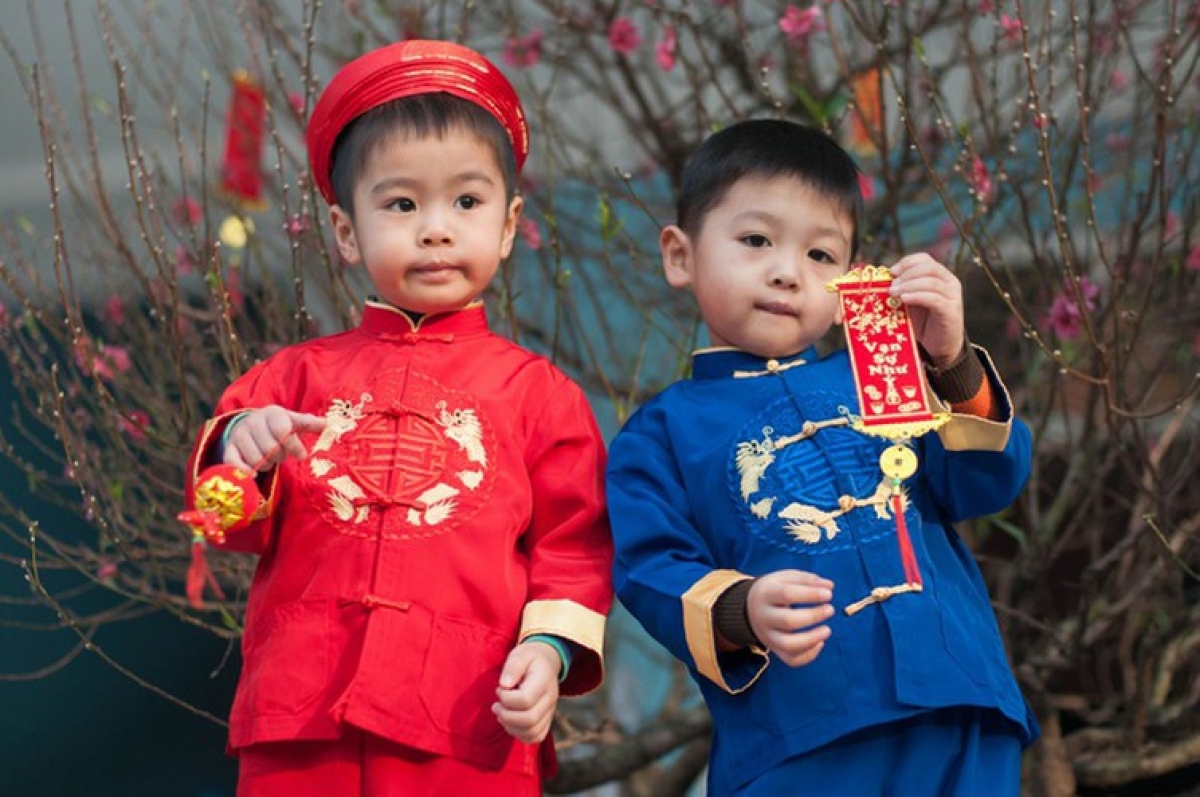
185, 300, 613, 776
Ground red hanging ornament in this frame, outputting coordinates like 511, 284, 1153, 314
829, 266, 950, 611
220, 70, 268, 211
178, 464, 264, 608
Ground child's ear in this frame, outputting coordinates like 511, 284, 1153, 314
499, 195, 524, 259
329, 205, 361, 265
660, 225, 693, 288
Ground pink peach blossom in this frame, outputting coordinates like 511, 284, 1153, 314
175, 245, 196, 276
968, 156, 993, 203
117, 409, 150, 442
999, 14, 1022, 43
103, 345, 132, 374
504, 29, 544, 68
608, 18, 642, 56
104, 295, 126, 327
518, 217, 543, 251
75, 341, 131, 381
779, 5, 824, 46
1046, 294, 1084, 339
1092, 31, 1116, 56
287, 91, 306, 118
286, 214, 309, 238
656, 25, 678, 71
1045, 276, 1100, 340
172, 196, 202, 227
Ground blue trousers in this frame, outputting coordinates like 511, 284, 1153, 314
732, 707, 1023, 797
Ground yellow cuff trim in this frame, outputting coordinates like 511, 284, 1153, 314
520, 599, 606, 659
932, 346, 1013, 453
683, 570, 769, 694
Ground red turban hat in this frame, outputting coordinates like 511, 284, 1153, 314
306, 39, 529, 205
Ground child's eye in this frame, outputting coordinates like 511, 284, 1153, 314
740, 234, 771, 248
388, 197, 416, 212
455, 195, 479, 210
809, 248, 837, 264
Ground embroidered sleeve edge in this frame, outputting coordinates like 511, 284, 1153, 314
930, 346, 1014, 452
520, 599, 606, 659
683, 570, 769, 694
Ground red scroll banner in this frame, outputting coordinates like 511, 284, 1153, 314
827, 265, 948, 440
220, 70, 268, 211
828, 266, 949, 602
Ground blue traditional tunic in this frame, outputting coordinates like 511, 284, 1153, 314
607, 345, 1038, 794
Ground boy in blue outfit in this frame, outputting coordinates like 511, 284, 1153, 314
606, 119, 1038, 795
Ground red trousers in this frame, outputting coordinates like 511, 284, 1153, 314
237, 727, 541, 797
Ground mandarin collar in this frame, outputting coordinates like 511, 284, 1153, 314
691, 346, 816, 380
359, 299, 490, 339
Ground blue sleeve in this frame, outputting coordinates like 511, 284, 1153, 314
607, 405, 767, 692
921, 415, 1032, 522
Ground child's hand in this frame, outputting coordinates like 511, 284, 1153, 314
493, 641, 561, 744
888, 253, 966, 367
747, 570, 835, 667
222, 405, 327, 472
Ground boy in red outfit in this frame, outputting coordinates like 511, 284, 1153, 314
183, 40, 613, 796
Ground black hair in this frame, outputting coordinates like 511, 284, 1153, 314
328, 93, 518, 214
676, 119, 863, 260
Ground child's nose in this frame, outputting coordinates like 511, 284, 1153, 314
769, 262, 800, 289
420, 223, 453, 246
419, 211, 453, 246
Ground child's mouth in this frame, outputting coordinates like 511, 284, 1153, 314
757, 301, 797, 317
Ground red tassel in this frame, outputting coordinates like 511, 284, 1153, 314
179, 465, 264, 608
220, 70, 268, 210
186, 533, 226, 610
179, 508, 227, 609
891, 490, 923, 586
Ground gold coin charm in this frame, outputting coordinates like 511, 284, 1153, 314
879, 444, 918, 481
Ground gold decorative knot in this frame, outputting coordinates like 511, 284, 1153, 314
194, 475, 247, 529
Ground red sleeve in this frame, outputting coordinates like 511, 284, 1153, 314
183, 359, 284, 554
517, 375, 614, 696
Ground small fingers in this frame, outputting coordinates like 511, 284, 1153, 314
281, 412, 328, 460
495, 684, 538, 712
225, 426, 271, 471
222, 445, 253, 471
887, 252, 943, 276
493, 689, 555, 743
766, 622, 832, 666
224, 407, 327, 470
777, 638, 827, 668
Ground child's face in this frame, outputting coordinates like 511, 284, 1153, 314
329, 127, 522, 315
661, 174, 854, 359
